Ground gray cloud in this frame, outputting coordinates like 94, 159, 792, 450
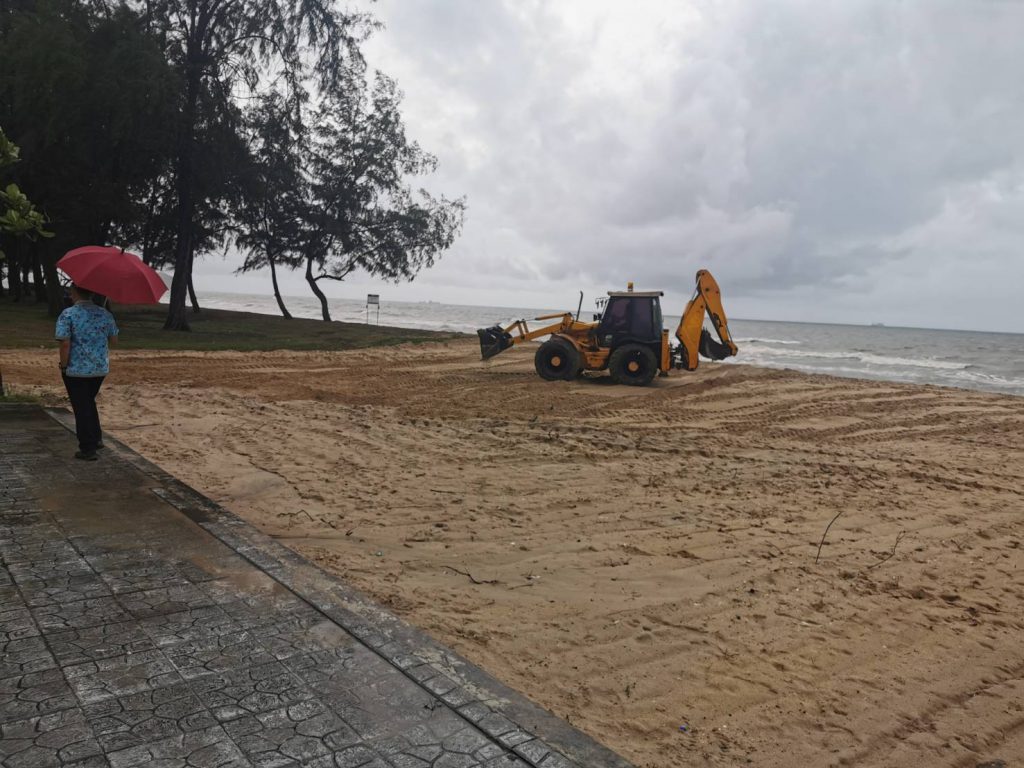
199, 0, 1024, 331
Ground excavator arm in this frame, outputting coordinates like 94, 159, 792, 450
478, 313, 587, 360
675, 269, 738, 371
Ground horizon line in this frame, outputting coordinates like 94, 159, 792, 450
183, 287, 1024, 337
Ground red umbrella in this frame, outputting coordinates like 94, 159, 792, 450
57, 246, 168, 304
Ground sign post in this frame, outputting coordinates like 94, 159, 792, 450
366, 294, 380, 325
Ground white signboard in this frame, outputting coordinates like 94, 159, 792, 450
366, 294, 380, 325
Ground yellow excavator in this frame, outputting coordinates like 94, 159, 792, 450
476, 270, 738, 386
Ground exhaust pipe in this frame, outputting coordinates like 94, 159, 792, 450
477, 325, 514, 360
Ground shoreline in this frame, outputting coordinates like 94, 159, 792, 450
186, 289, 1024, 336
4, 297, 1022, 397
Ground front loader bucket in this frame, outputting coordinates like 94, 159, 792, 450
477, 326, 514, 360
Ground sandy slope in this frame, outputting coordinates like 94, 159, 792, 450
3, 340, 1024, 767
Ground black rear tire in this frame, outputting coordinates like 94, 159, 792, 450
608, 344, 658, 386
535, 337, 581, 381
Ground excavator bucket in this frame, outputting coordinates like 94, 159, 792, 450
477, 325, 514, 360
699, 328, 733, 361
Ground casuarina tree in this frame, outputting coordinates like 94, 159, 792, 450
125, 88, 250, 314
232, 93, 307, 319
299, 71, 466, 322
135, 0, 375, 331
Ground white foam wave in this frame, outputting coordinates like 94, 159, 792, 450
859, 353, 969, 370
740, 346, 969, 370
730, 356, 1024, 395
735, 337, 802, 345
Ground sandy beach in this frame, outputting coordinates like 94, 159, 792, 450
3, 338, 1023, 767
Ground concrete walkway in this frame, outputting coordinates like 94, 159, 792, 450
0, 405, 633, 768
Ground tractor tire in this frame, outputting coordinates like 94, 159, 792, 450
608, 344, 658, 386
535, 338, 581, 381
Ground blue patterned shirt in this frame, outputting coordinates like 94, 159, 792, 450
55, 302, 119, 377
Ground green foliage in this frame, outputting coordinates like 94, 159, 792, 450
0, 129, 19, 166
306, 71, 467, 286
1, 1, 465, 324
0, 183, 53, 239
139, 0, 379, 329
233, 68, 466, 321
233, 93, 309, 273
0, 128, 52, 265
0, 2, 180, 244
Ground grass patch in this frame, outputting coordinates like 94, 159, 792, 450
0, 298, 464, 352
0, 392, 41, 403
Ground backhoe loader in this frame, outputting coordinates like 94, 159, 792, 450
476, 270, 738, 386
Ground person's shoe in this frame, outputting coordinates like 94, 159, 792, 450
74, 450, 98, 461
96, 441, 106, 450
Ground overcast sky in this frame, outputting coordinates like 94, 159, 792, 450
196, 0, 1024, 332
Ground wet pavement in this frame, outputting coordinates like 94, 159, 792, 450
0, 405, 632, 768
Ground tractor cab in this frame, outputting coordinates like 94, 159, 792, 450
594, 289, 664, 348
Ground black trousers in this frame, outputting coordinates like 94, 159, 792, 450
63, 375, 105, 452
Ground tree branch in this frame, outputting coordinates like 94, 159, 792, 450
815, 510, 844, 565
867, 530, 907, 570
313, 264, 354, 282
443, 565, 498, 585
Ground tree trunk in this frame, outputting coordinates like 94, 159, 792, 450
164, 61, 199, 331
41, 241, 63, 317
31, 246, 45, 303
305, 255, 331, 321
268, 253, 292, 319
9, 240, 21, 302
21, 258, 32, 298
0, 234, 10, 296
141, 200, 156, 267
187, 272, 201, 313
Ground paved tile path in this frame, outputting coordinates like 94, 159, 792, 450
0, 406, 632, 768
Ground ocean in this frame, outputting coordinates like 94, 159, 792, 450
195, 290, 1024, 397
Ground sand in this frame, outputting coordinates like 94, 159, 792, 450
3, 339, 1023, 767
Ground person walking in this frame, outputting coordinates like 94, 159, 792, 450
55, 284, 118, 460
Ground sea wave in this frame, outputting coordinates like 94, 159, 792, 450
735, 337, 802, 345
858, 353, 969, 370
187, 290, 1023, 396
734, 359, 1024, 393
740, 347, 970, 370
950, 368, 1024, 387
